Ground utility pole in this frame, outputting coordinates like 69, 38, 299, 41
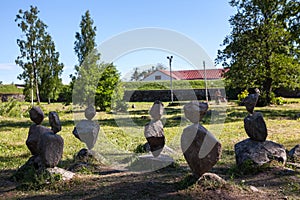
167, 56, 174, 103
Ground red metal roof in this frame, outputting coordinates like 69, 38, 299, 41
160, 69, 225, 80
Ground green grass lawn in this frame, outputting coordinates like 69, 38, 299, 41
0, 99, 299, 170
0, 99, 299, 198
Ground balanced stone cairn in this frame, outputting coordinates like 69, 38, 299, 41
144, 100, 165, 157
235, 89, 287, 167
243, 88, 267, 141
181, 101, 222, 178
25, 106, 64, 168
72, 105, 100, 150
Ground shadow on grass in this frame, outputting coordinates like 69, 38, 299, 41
4, 159, 300, 199
225, 107, 300, 123
128, 107, 182, 117
0, 119, 76, 130
0, 120, 32, 129
16, 166, 196, 200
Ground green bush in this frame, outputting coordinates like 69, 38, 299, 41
257, 91, 283, 106
237, 89, 249, 105
13, 164, 62, 190
0, 98, 28, 118
272, 96, 284, 105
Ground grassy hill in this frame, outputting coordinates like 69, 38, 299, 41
123, 79, 225, 90
0, 84, 23, 94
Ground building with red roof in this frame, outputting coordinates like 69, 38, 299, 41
142, 69, 226, 81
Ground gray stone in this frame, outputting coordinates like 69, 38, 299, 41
39, 132, 64, 168
249, 185, 260, 192
183, 101, 208, 124
243, 88, 260, 114
144, 120, 164, 138
46, 167, 75, 181
26, 124, 52, 155
29, 106, 44, 124
234, 138, 287, 167
143, 101, 165, 157
146, 136, 165, 157
75, 120, 100, 150
198, 172, 226, 185
72, 127, 81, 141
149, 100, 164, 120
49, 111, 61, 133
85, 105, 96, 120
244, 112, 268, 141
288, 144, 300, 162
181, 124, 222, 178
75, 148, 96, 162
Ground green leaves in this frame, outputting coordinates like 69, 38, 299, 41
217, 0, 300, 104
15, 6, 63, 103
71, 10, 124, 111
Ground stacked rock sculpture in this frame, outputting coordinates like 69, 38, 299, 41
243, 88, 268, 141
235, 89, 287, 167
26, 106, 64, 168
181, 101, 222, 178
144, 100, 165, 157
72, 105, 100, 150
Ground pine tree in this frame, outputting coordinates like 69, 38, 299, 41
71, 10, 101, 106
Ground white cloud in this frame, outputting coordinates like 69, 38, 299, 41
0, 63, 18, 70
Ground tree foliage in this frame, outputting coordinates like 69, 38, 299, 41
72, 10, 125, 111
71, 10, 101, 106
39, 34, 64, 103
95, 63, 121, 111
216, 0, 300, 105
15, 6, 63, 104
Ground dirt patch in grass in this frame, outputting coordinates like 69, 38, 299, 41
1, 163, 299, 200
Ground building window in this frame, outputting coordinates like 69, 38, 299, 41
155, 75, 161, 80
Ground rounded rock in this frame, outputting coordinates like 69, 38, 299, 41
29, 106, 44, 124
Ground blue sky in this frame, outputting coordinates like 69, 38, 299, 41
0, 0, 236, 84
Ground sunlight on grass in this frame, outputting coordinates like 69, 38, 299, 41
0, 100, 299, 172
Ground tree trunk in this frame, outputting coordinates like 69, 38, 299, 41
264, 59, 273, 105
265, 78, 272, 105
34, 71, 40, 104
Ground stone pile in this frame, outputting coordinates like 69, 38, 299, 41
25, 106, 64, 168
181, 101, 222, 178
235, 89, 287, 167
72, 105, 100, 150
144, 100, 165, 157
71, 105, 100, 168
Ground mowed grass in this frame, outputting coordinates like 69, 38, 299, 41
0, 99, 299, 173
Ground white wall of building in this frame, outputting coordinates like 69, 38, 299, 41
142, 71, 171, 81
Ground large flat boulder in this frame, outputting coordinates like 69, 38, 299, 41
235, 138, 287, 167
